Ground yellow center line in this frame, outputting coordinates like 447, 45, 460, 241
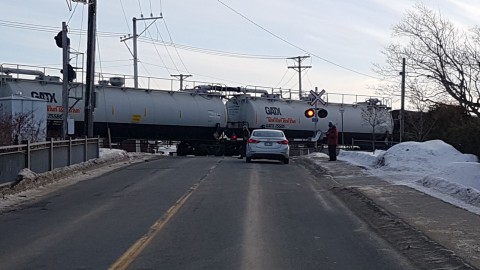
109, 160, 221, 270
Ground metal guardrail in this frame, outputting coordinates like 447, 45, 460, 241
0, 137, 101, 185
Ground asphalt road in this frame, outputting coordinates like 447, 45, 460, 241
0, 156, 416, 270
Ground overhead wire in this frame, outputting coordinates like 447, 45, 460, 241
142, 61, 250, 86
161, 18, 190, 73
274, 59, 290, 88
281, 72, 297, 89
137, 0, 144, 16
145, 26, 174, 75
137, 38, 287, 59
216, 0, 382, 80
66, 1, 79, 25
0, 19, 289, 59
1, 16, 313, 87
119, 0, 131, 32
96, 35, 103, 76
144, 5, 179, 73
77, 3, 85, 53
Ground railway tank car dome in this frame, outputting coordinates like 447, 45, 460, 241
109, 77, 125, 87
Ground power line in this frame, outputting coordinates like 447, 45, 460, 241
137, 38, 288, 59
216, 0, 381, 80
0, 19, 289, 60
66, 2, 79, 24
119, 0, 131, 32
161, 17, 190, 73
145, 27, 174, 75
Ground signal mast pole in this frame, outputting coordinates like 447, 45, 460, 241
288, 56, 311, 100
61, 22, 70, 139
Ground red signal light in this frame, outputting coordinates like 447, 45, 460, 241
304, 108, 315, 118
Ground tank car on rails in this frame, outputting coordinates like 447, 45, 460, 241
0, 65, 393, 155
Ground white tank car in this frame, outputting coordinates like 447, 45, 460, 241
226, 94, 393, 143
0, 74, 227, 141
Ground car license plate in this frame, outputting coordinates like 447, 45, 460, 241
265, 142, 272, 146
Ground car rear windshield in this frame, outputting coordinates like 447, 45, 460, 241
252, 130, 284, 137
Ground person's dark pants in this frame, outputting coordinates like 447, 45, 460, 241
238, 142, 247, 158
328, 144, 337, 161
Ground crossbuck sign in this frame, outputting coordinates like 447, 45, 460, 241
309, 89, 326, 106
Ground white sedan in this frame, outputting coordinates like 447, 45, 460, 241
245, 129, 290, 164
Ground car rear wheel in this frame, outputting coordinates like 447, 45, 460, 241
246, 157, 252, 163
283, 158, 289, 164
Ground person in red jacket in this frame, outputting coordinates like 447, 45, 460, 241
326, 121, 338, 161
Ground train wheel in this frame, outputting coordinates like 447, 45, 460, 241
177, 142, 188, 156
194, 144, 208, 156
215, 145, 225, 156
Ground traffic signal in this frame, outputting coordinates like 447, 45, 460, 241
317, 108, 328, 118
60, 64, 77, 82
304, 108, 315, 118
54, 31, 70, 48
304, 108, 328, 118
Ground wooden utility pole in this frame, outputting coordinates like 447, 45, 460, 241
171, 74, 192, 90
84, 0, 96, 137
288, 56, 311, 100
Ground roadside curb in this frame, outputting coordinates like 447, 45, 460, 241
296, 156, 480, 270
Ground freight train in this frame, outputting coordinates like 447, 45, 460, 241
0, 65, 393, 155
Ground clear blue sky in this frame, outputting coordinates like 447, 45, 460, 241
1, 0, 478, 102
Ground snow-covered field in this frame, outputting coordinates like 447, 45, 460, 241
314, 140, 480, 215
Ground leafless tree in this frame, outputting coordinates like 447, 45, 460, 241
373, 4, 480, 117
0, 106, 15, 145
0, 105, 45, 146
361, 104, 390, 151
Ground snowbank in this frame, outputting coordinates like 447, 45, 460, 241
337, 140, 480, 214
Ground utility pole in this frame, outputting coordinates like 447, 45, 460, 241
288, 56, 311, 100
399, 58, 406, 143
61, 22, 70, 139
171, 74, 192, 90
84, 0, 96, 138
121, 15, 163, 89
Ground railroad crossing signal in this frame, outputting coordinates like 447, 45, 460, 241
304, 108, 315, 118
309, 89, 326, 106
304, 108, 328, 119
317, 108, 328, 118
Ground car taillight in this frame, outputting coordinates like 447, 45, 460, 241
231, 135, 237, 141
277, 139, 289, 145
248, 138, 259, 143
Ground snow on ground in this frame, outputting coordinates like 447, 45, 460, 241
333, 140, 480, 215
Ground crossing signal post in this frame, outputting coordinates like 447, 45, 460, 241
306, 87, 328, 149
